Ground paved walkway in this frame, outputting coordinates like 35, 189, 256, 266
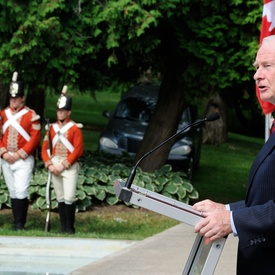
70, 223, 238, 275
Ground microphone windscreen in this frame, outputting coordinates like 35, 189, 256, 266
205, 112, 220, 122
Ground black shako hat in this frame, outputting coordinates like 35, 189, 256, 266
56, 85, 72, 110
9, 71, 24, 98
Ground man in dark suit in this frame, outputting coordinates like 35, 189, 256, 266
193, 34, 275, 274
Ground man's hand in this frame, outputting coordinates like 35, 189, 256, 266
3, 152, 19, 164
10, 152, 20, 163
193, 199, 226, 216
48, 164, 60, 175
194, 211, 232, 241
55, 164, 65, 173
193, 199, 232, 241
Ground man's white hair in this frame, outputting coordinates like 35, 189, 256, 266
262, 34, 275, 44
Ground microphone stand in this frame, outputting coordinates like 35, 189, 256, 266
125, 112, 220, 189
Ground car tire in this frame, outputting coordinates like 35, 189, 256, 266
194, 142, 202, 170
187, 157, 194, 181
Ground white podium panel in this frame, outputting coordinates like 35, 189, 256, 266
114, 179, 226, 275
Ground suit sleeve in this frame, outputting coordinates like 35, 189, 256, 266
232, 201, 275, 248
229, 200, 245, 210
231, 149, 275, 248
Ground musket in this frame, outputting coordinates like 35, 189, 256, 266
44, 117, 52, 232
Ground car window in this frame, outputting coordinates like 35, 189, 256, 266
178, 109, 191, 129
114, 98, 155, 122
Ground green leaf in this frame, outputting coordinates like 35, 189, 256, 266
29, 186, 39, 195
144, 182, 155, 192
157, 164, 173, 174
139, 174, 152, 184
84, 186, 97, 196
163, 183, 178, 194
187, 189, 199, 200
77, 175, 86, 185
106, 195, 119, 205
85, 167, 98, 177
38, 186, 46, 197
111, 163, 126, 170
170, 175, 183, 185
76, 197, 92, 211
153, 177, 168, 187
35, 197, 46, 208
105, 185, 116, 195
0, 193, 8, 204
97, 172, 109, 183
177, 185, 187, 199
135, 180, 145, 188
76, 189, 86, 200
51, 200, 58, 210
85, 177, 95, 184
182, 181, 194, 193
95, 190, 106, 201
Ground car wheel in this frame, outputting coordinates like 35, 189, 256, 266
194, 144, 202, 170
187, 157, 194, 181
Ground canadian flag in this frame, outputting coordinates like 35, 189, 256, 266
256, 0, 275, 115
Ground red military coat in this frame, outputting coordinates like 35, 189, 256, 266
0, 105, 41, 159
41, 118, 84, 169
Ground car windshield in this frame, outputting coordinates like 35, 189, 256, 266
178, 110, 190, 129
114, 98, 155, 122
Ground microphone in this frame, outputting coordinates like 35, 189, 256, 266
124, 112, 220, 189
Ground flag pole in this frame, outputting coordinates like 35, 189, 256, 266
265, 114, 271, 142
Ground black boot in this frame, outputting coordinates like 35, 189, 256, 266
65, 203, 75, 234
11, 198, 18, 230
11, 198, 28, 230
58, 202, 66, 233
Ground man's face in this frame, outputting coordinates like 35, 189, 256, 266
254, 40, 275, 105
57, 109, 71, 121
9, 96, 24, 110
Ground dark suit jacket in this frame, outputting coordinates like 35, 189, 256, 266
230, 133, 275, 274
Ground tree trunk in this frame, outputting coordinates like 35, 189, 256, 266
134, 74, 187, 172
0, 82, 9, 109
202, 95, 227, 145
25, 84, 46, 122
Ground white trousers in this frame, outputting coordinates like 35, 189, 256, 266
51, 156, 79, 204
2, 154, 34, 199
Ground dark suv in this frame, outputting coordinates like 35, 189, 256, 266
98, 84, 202, 179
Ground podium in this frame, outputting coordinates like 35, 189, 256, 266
114, 179, 226, 275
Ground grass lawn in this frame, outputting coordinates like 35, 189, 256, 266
192, 132, 263, 204
0, 205, 179, 240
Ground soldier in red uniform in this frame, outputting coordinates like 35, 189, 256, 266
41, 86, 84, 234
0, 72, 41, 230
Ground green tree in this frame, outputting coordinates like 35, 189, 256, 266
0, 0, 263, 172
0, 0, 100, 117
87, 0, 262, 170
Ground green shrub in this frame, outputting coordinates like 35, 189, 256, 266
0, 150, 198, 211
